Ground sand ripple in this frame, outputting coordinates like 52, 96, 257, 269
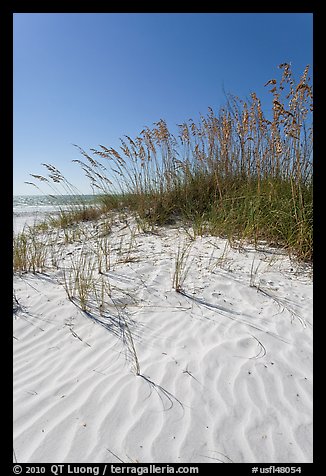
13, 229, 312, 463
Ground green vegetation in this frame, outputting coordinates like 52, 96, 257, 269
13, 227, 49, 274
20, 63, 313, 262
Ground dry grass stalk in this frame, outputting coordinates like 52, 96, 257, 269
26, 63, 312, 261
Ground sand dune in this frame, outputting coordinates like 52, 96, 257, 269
13, 217, 313, 463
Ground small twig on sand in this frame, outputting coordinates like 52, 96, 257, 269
106, 449, 125, 463
68, 325, 91, 347
182, 366, 202, 385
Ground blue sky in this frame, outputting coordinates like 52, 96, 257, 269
13, 13, 313, 195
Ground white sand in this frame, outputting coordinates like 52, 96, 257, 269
13, 215, 313, 463
13, 210, 50, 234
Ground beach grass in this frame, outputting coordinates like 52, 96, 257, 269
13, 226, 49, 274
23, 63, 313, 262
173, 241, 193, 292
72, 64, 312, 261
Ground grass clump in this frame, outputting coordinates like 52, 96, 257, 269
27, 63, 312, 261
173, 241, 193, 292
13, 227, 49, 274
62, 251, 96, 312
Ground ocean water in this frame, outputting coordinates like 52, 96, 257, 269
13, 195, 99, 234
